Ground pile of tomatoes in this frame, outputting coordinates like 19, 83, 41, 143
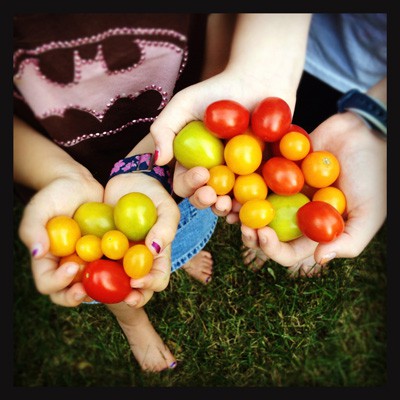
174, 97, 346, 244
46, 192, 157, 303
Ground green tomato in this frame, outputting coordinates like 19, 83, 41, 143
173, 121, 225, 169
267, 192, 310, 242
73, 202, 116, 237
113, 192, 157, 242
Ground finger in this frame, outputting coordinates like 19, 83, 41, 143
211, 195, 233, 217
150, 93, 199, 166
188, 185, 218, 210
173, 164, 210, 198
48, 282, 90, 307
255, 226, 318, 267
240, 225, 260, 249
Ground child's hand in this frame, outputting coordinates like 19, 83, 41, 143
18, 174, 104, 306
104, 172, 180, 308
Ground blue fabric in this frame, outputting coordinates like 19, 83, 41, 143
171, 198, 218, 272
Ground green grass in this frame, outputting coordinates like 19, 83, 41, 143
13, 198, 387, 387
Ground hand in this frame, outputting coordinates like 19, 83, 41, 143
18, 173, 104, 306
104, 172, 180, 308
241, 112, 387, 272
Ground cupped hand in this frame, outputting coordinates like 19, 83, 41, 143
104, 172, 181, 308
18, 173, 104, 306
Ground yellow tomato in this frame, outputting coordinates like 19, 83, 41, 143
101, 230, 130, 260
239, 199, 275, 229
233, 172, 268, 204
207, 165, 236, 195
123, 244, 154, 279
46, 215, 82, 257
312, 186, 347, 215
75, 234, 103, 262
279, 131, 311, 161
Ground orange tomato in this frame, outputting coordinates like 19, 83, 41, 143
239, 199, 275, 229
301, 150, 340, 188
123, 244, 154, 279
75, 234, 103, 262
233, 172, 268, 204
207, 165, 236, 195
101, 229, 130, 260
312, 186, 346, 215
46, 215, 82, 257
59, 252, 88, 284
279, 131, 311, 161
224, 134, 263, 175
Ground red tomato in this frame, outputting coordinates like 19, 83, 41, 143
204, 99, 250, 139
296, 201, 345, 243
251, 97, 292, 142
82, 259, 132, 304
261, 157, 304, 195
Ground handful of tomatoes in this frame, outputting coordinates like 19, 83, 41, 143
46, 192, 157, 303
174, 97, 346, 244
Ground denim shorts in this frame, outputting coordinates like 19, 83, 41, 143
83, 198, 217, 304
171, 198, 218, 272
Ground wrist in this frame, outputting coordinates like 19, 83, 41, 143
108, 153, 173, 194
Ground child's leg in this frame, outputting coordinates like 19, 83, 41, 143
105, 302, 177, 372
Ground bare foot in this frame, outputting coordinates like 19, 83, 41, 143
106, 303, 177, 372
241, 246, 269, 271
182, 250, 213, 284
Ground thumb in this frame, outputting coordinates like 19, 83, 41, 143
150, 92, 199, 166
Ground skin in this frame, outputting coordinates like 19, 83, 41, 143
151, 14, 387, 276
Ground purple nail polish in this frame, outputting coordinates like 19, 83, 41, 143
205, 276, 211, 283
169, 361, 177, 369
151, 241, 161, 254
31, 248, 39, 257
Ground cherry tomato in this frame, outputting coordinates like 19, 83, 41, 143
312, 186, 347, 215
224, 134, 263, 175
204, 99, 250, 139
75, 234, 103, 262
46, 215, 82, 257
123, 244, 154, 279
233, 172, 268, 204
59, 252, 88, 284
73, 202, 116, 237
279, 131, 311, 161
251, 97, 292, 142
114, 192, 157, 242
82, 259, 132, 304
101, 229, 130, 260
207, 165, 236, 195
297, 200, 345, 243
239, 199, 275, 229
261, 157, 304, 195
271, 123, 312, 157
301, 150, 340, 188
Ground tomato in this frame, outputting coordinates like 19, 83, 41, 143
46, 215, 82, 257
312, 186, 346, 215
204, 99, 250, 139
173, 121, 225, 169
233, 172, 268, 204
113, 192, 157, 242
59, 252, 88, 284
123, 244, 154, 279
261, 157, 304, 195
75, 234, 103, 262
297, 200, 345, 243
73, 202, 115, 237
207, 165, 236, 195
279, 131, 311, 161
301, 150, 340, 188
271, 123, 312, 157
239, 199, 275, 229
101, 229, 130, 260
224, 134, 263, 175
267, 193, 310, 242
82, 259, 132, 304
242, 130, 266, 152
251, 97, 292, 142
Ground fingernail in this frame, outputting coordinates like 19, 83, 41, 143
320, 252, 336, 265
66, 264, 79, 276
169, 361, 177, 369
131, 280, 144, 288
154, 149, 160, 164
31, 243, 43, 258
151, 241, 161, 254
74, 292, 87, 301
125, 300, 137, 307
205, 276, 211, 283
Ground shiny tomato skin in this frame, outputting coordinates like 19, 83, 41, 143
204, 99, 250, 139
251, 97, 292, 142
272, 123, 312, 158
261, 157, 304, 195
82, 259, 132, 304
296, 200, 345, 243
